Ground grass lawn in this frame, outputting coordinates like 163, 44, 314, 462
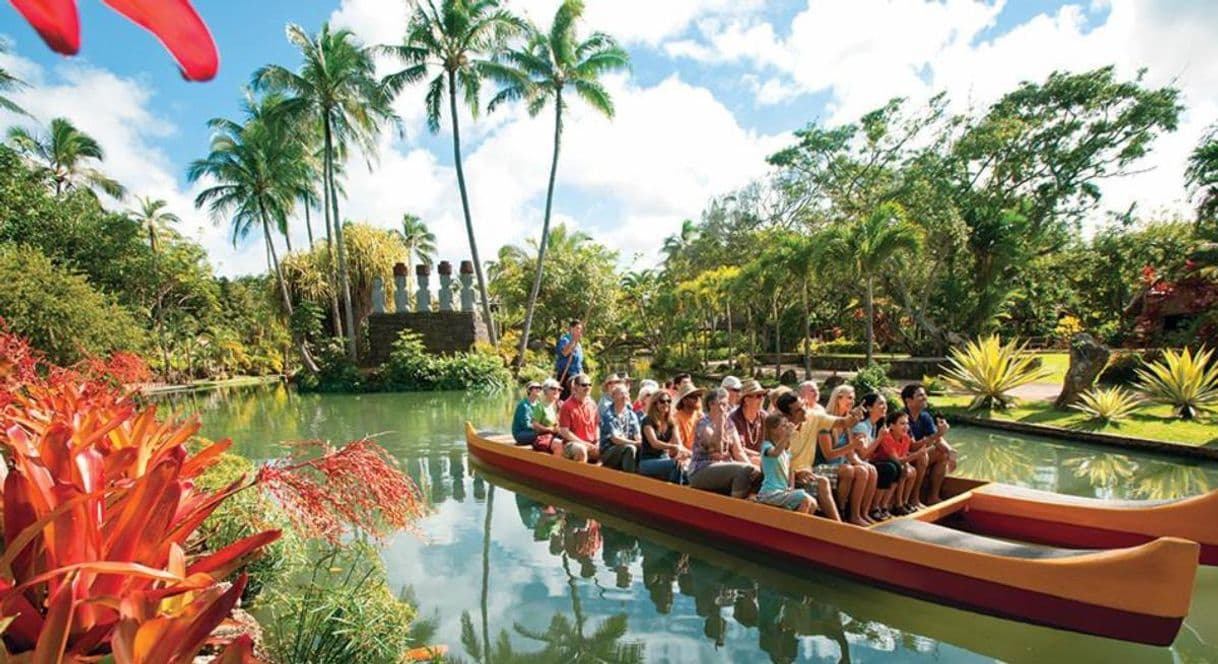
1032, 352, 1070, 384
934, 394, 1218, 447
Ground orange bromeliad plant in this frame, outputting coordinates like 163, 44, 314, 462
0, 328, 273, 662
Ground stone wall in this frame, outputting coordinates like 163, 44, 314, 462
365, 311, 489, 366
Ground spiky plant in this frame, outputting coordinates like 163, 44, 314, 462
1135, 346, 1218, 419
1070, 386, 1142, 423
941, 335, 1050, 410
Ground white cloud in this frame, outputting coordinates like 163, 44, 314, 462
668, 0, 1218, 221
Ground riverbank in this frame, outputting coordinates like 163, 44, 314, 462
135, 375, 283, 396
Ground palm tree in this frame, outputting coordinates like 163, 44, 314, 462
254, 23, 398, 361
381, 0, 527, 345
819, 202, 922, 363
398, 213, 437, 300
129, 196, 181, 375
0, 41, 27, 116
662, 219, 700, 273
774, 233, 818, 379
487, 0, 629, 368
188, 92, 319, 373
7, 117, 125, 198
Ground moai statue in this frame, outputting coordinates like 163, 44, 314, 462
415, 263, 432, 312
459, 260, 476, 313
371, 277, 387, 314
393, 262, 409, 313
438, 260, 454, 311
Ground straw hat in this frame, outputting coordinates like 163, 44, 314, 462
674, 382, 705, 404
739, 379, 768, 396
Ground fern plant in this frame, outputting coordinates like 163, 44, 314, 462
941, 335, 1050, 410
1135, 346, 1218, 419
1070, 386, 1142, 423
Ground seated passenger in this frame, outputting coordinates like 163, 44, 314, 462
670, 372, 693, 398
772, 394, 842, 522
558, 373, 599, 462
688, 388, 761, 499
673, 382, 704, 451
826, 386, 879, 524
901, 383, 957, 505
512, 382, 544, 446
728, 379, 768, 465
874, 410, 928, 515
640, 390, 689, 484
757, 413, 816, 514
530, 378, 564, 456
598, 373, 624, 414
601, 384, 642, 472
721, 375, 743, 408
634, 381, 659, 416
853, 393, 893, 521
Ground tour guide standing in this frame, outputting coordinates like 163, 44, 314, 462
555, 319, 585, 399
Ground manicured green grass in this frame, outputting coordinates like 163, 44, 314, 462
934, 394, 1218, 447
1033, 352, 1070, 384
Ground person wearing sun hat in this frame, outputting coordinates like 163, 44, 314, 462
672, 382, 705, 451
529, 378, 564, 455
721, 375, 744, 408
512, 381, 544, 446
729, 379, 770, 463
598, 373, 624, 415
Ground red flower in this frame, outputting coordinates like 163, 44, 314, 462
9, 0, 218, 81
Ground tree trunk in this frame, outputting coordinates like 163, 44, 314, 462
865, 277, 875, 364
802, 278, 812, 380
304, 199, 314, 247
480, 485, 494, 663
283, 222, 293, 253
448, 69, 498, 345
325, 115, 359, 362
261, 205, 319, 374
515, 93, 564, 370
773, 300, 781, 379
725, 300, 733, 370
150, 229, 171, 379
321, 148, 343, 339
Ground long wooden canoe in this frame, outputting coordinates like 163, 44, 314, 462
466, 423, 1201, 646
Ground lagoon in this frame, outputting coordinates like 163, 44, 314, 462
169, 384, 1218, 662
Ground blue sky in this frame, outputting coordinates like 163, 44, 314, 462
2, 1, 1216, 276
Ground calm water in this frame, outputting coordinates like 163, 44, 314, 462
168, 384, 1218, 663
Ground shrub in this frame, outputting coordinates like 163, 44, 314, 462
264, 541, 416, 664
921, 374, 949, 395
799, 337, 869, 355
435, 346, 512, 392
0, 243, 146, 364
382, 331, 438, 390
381, 331, 510, 393
1054, 315, 1085, 345
299, 338, 364, 393
850, 362, 891, 397
1070, 386, 1143, 423
1135, 346, 1218, 419
942, 335, 1050, 410
1100, 351, 1146, 385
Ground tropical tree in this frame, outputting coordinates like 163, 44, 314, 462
381, 0, 527, 345
128, 196, 181, 374
1186, 123, 1218, 236
0, 41, 27, 116
819, 202, 921, 363
662, 219, 700, 268
398, 213, 437, 300
7, 117, 125, 198
255, 23, 399, 361
188, 92, 318, 372
486, 0, 629, 368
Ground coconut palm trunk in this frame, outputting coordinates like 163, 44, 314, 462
802, 279, 812, 380
321, 157, 344, 339
865, 276, 875, 364
325, 116, 359, 361
261, 206, 320, 374
148, 228, 172, 378
516, 93, 563, 368
304, 198, 314, 246
447, 69, 498, 345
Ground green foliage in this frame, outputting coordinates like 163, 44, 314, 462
264, 541, 416, 664
299, 338, 365, 392
1069, 386, 1142, 423
0, 243, 146, 364
921, 374, 949, 395
1187, 123, 1218, 233
1135, 346, 1218, 419
942, 335, 1050, 410
7, 116, 125, 198
380, 331, 511, 393
850, 362, 891, 397
196, 451, 303, 604
1100, 350, 1158, 385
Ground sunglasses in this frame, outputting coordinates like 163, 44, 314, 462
577, 382, 593, 387
656, 398, 672, 404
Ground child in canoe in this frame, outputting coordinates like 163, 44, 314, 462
872, 410, 930, 514
757, 413, 817, 514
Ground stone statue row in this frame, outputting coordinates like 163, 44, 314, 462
371, 260, 478, 314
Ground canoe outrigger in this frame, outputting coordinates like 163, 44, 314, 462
466, 423, 1211, 646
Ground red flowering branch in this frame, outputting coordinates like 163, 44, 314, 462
256, 439, 430, 544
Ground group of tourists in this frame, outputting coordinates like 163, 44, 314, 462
510, 320, 957, 526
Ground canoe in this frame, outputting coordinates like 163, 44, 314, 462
466, 423, 1201, 646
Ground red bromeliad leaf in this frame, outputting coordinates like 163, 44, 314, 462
211, 634, 256, 664
8, 0, 79, 54
31, 571, 75, 664
7, 0, 217, 81
179, 437, 233, 478
186, 530, 281, 581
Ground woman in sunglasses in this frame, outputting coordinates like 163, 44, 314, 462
640, 391, 690, 484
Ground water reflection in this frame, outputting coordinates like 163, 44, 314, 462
179, 386, 1218, 662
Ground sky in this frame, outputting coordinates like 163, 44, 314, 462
1, 0, 1217, 278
